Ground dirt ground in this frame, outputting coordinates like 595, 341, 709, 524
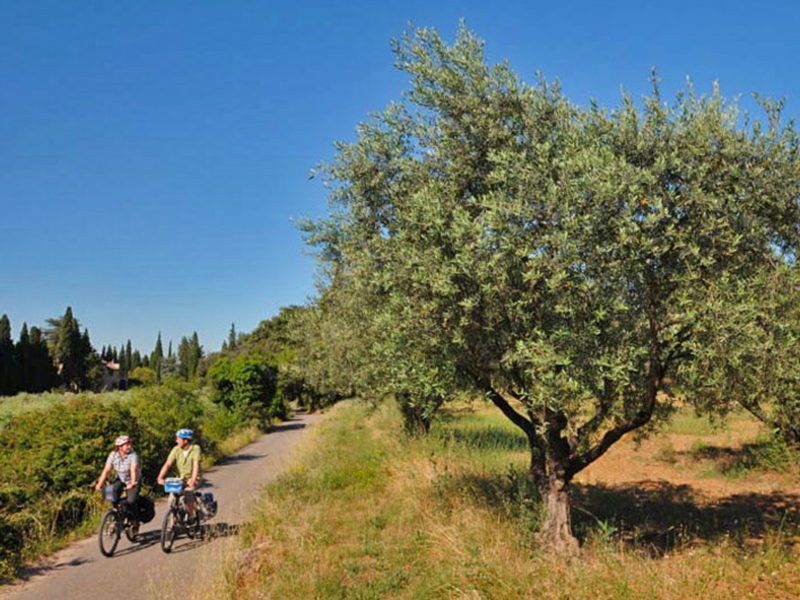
576, 414, 794, 498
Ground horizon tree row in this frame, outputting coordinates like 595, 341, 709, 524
0, 309, 209, 395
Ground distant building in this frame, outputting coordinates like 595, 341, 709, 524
101, 360, 128, 390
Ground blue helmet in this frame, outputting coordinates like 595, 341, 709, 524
176, 428, 194, 440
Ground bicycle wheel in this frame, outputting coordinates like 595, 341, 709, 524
160, 507, 178, 553
124, 517, 139, 543
98, 510, 121, 557
185, 513, 200, 540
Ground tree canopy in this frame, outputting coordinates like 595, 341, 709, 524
304, 24, 800, 554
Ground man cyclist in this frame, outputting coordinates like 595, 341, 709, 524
95, 435, 141, 534
157, 428, 202, 523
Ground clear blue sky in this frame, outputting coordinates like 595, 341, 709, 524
2, 1, 798, 356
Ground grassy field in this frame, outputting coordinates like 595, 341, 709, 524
201, 400, 800, 599
0, 390, 135, 429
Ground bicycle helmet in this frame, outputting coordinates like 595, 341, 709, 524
115, 435, 131, 446
176, 428, 194, 439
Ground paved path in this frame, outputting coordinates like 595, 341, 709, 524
2, 412, 324, 600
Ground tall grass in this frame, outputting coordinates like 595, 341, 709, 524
214, 401, 800, 599
0, 389, 134, 429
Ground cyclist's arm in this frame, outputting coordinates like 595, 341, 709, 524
127, 462, 139, 489
188, 458, 200, 488
157, 459, 173, 485
95, 463, 113, 491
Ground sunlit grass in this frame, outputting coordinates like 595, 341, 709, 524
0, 389, 135, 427
210, 400, 800, 599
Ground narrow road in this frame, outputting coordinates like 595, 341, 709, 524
2, 412, 324, 600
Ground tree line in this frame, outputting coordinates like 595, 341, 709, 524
0, 308, 208, 396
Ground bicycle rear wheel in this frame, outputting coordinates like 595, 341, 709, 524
124, 517, 139, 542
160, 507, 178, 553
98, 510, 120, 557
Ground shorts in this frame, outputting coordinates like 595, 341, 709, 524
182, 479, 202, 501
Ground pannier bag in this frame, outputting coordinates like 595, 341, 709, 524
137, 495, 156, 524
103, 484, 116, 503
201, 492, 218, 518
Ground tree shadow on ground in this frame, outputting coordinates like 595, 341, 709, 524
571, 481, 800, 555
677, 439, 796, 476
439, 470, 800, 558
216, 453, 265, 466
269, 420, 307, 433
439, 427, 529, 452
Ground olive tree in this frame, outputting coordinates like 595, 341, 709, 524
306, 24, 800, 554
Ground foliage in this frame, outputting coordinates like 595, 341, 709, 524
129, 365, 157, 386
681, 265, 800, 449
207, 354, 279, 424
0, 396, 134, 494
177, 332, 204, 380
304, 23, 800, 553
0, 317, 58, 397
128, 381, 208, 474
0, 381, 261, 578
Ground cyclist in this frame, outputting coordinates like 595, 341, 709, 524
95, 435, 141, 534
157, 428, 202, 523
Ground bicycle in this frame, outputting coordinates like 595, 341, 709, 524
160, 478, 202, 553
98, 484, 140, 557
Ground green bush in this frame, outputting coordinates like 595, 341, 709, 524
0, 397, 134, 494
208, 355, 277, 425
128, 381, 207, 478
0, 381, 265, 579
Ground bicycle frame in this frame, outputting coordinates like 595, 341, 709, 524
98, 489, 139, 557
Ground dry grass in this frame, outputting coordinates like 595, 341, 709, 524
215, 425, 263, 460
211, 401, 800, 599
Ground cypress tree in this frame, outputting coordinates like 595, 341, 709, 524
189, 332, 203, 379
228, 323, 237, 351
56, 307, 82, 390
125, 340, 132, 372
80, 328, 95, 389
177, 336, 190, 380
17, 323, 30, 392
152, 333, 164, 383
29, 326, 56, 392
0, 314, 15, 396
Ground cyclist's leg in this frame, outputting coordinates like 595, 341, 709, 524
126, 479, 141, 506
112, 479, 125, 503
126, 480, 142, 529
184, 485, 197, 520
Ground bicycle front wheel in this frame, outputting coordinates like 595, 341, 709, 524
98, 510, 120, 557
160, 507, 178, 553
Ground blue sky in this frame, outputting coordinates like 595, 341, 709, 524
2, 1, 799, 355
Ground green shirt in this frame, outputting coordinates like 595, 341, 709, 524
167, 443, 201, 481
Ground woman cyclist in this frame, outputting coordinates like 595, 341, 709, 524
95, 434, 141, 534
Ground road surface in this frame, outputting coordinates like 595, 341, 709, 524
2, 412, 323, 600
